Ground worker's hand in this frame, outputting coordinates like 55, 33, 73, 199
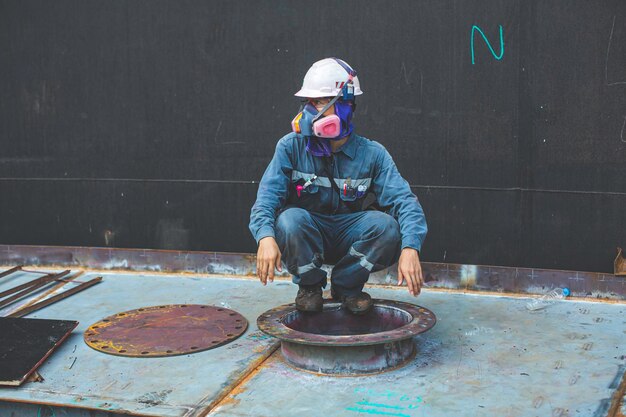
256, 237, 282, 285
397, 248, 423, 296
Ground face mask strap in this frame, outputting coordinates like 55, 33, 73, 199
332, 57, 356, 101
312, 93, 342, 123
331, 57, 357, 77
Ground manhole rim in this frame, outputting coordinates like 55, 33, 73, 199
257, 299, 436, 347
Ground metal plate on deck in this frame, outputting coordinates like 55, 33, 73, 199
84, 304, 248, 357
1, 317, 78, 386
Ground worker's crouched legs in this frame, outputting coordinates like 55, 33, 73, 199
331, 211, 402, 298
275, 208, 328, 288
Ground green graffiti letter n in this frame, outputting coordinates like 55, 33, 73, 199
471, 25, 505, 64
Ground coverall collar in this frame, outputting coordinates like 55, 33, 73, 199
332, 133, 359, 160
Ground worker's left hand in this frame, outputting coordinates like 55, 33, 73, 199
397, 248, 423, 296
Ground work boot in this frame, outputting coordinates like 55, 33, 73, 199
344, 292, 373, 315
295, 285, 323, 312
331, 285, 373, 315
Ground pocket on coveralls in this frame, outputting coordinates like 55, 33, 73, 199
338, 179, 369, 202
291, 180, 319, 197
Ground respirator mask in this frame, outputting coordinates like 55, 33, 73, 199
291, 61, 357, 157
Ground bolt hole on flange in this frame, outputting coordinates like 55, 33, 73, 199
257, 299, 436, 376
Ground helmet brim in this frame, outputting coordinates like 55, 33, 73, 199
294, 88, 364, 98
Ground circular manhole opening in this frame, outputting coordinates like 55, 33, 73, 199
258, 300, 436, 375
282, 305, 412, 336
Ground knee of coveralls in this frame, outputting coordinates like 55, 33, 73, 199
275, 207, 327, 287
331, 211, 402, 296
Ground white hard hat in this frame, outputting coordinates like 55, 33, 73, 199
295, 58, 363, 98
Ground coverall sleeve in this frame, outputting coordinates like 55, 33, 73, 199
249, 137, 293, 244
371, 148, 428, 251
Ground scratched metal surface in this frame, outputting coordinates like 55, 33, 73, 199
1, 271, 625, 417
0, 271, 279, 417
209, 288, 626, 417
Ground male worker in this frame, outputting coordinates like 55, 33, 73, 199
249, 58, 427, 314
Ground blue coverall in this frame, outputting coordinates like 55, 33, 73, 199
249, 132, 427, 297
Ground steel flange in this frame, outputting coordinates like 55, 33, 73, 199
257, 299, 436, 375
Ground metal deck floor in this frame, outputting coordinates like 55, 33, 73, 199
0, 271, 624, 417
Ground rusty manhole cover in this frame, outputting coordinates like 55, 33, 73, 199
84, 304, 248, 357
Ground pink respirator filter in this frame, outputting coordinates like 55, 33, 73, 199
313, 115, 341, 138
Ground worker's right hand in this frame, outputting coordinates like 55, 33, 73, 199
256, 237, 282, 285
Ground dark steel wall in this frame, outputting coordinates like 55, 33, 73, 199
1, 1, 624, 272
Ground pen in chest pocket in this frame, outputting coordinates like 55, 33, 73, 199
296, 174, 318, 198
302, 175, 317, 189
